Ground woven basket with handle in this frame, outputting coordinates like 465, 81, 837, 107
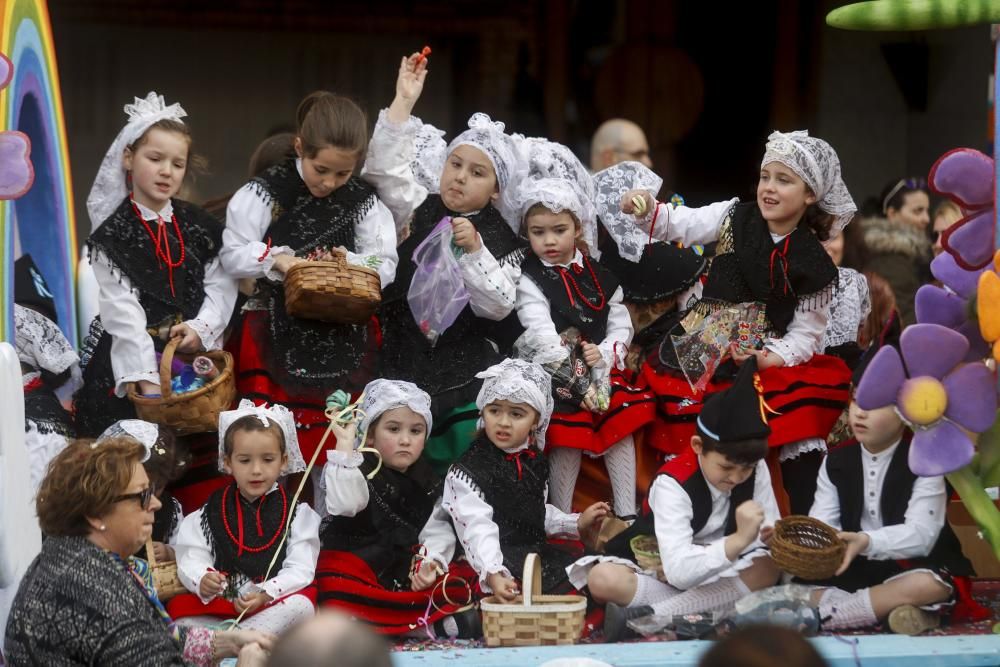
284, 255, 381, 324
145, 536, 185, 601
770, 515, 846, 580
128, 337, 236, 435
480, 553, 587, 647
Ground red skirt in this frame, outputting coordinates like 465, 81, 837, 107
167, 585, 317, 621
315, 550, 479, 635
641, 354, 851, 457
546, 369, 657, 455
228, 311, 371, 466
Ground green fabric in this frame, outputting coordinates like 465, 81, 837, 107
425, 402, 479, 476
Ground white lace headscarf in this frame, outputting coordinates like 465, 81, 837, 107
475, 358, 554, 450
593, 161, 664, 262
87, 92, 188, 231
13, 304, 78, 375
447, 113, 527, 233
516, 139, 599, 258
356, 379, 433, 448
761, 130, 857, 238
217, 400, 306, 475
97, 419, 161, 463
411, 118, 448, 195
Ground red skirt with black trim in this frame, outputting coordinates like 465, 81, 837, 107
166, 584, 318, 621
227, 311, 375, 466
640, 354, 851, 457
546, 368, 657, 455
315, 550, 479, 635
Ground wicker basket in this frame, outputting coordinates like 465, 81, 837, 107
770, 515, 846, 580
146, 537, 185, 601
129, 337, 237, 435
630, 534, 666, 582
284, 256, 381, 324
480, 553, 587, 647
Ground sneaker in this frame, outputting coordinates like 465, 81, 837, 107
887, 605, 940, 636
603, 603, 652, 643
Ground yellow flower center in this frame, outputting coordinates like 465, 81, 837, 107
898, 377, 948, 426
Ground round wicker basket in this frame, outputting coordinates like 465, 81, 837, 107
145, 537, 185, 601
480, 553, 587, 647
284, 255, 381, 324
770, 515, 846, 580
129, 337, 236, 435
629, 534, 666, 582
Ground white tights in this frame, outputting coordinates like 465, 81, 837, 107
548, 435, 636, 515
175, 593, 315, 635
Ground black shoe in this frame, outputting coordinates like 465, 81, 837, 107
604, 603, 653, 643
453, 605, 483, 639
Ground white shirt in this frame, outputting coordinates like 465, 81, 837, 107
175, 488, 321, 603
441, 442, 580, 592
220, 159, 398, 288
646, 201, 831, 366
516, 249, 633, 369
810, 440, 946, 560
361, 110, 522, 321
91, 200, 239, 396
322, 450, 456, 568
648, 458, 780, 590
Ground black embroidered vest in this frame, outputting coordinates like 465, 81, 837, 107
700, 203, 837, 336
825, 439, 972, 576
87, 197, 223, 326
203, 483, 295, 582
520, 253, 620, 343
251, 160, 378, 390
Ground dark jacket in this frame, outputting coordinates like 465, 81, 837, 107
4, 536, 195, 666
860, 215, 931, 327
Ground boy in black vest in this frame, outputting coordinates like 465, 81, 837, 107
580, 358, 781, 641
805, 355, 975, 635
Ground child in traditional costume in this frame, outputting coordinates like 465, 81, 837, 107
575, 359, 781, 641
75, 92, 237, 437
171, 402, 320, 634
361, 54, 529, 471
220, 89, 398, 475
443, 359, 609, 599
316, 379, 479, 636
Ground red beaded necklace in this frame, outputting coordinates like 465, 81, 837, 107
557, 254, 606, 311
130, 197, 186, 297
221, 482, 288, 557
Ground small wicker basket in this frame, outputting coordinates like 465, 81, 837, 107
146, 537, 185, 601
770, 515, 846, 580
480, 553, 587, 647
629, 534, 666, 582
284, 255, 381, 324
129, 337, 237, 435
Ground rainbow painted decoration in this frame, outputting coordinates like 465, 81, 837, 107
0, 0, 75, 344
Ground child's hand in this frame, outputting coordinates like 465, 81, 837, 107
835, 531, 870, 576
487, 572, 519, 603
136, 380, 161, 396
620, 189, 654, 218
331, 419, 358, 454
451, 217, 482, 253
759, 525, 775, 546
581, 342, 603, 368
734, 500, 765, 543
729, 343, 785, 370
409, 559, 442, 592
169, 324, 204, 354
199, 571, 227, 599
396, 53, 428, 104
578, 501, 611, 546
151, 541, 175, 563
273, 254, 306, 275
234, 590, 273, 616
580, 386, 599, 413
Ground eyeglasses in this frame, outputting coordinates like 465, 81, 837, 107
114, 487, 154, 511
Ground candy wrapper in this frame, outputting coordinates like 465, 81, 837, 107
671, 302, 768, 392
514, 328, 611, 413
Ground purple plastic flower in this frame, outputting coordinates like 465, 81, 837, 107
915, 281, 990, 362
929, 148, 995, 271
855, 323, 997, 476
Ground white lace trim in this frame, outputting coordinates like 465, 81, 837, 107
593, 161, 663, 261
778, 437, 827, 462
823, 267, 871, 349
184, 318, 221, 352
14, 304, 79, 374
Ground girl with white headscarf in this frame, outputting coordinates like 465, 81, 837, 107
360, 54, 530, 473
314, 379, 479, 638
75, 92, 238, 438
442, 359, 610, 600
512, 142, 652, 519
608, 131, 858, 515
170, 401, 319, 634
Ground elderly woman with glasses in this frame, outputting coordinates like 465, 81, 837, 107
3, 438, 272, 666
